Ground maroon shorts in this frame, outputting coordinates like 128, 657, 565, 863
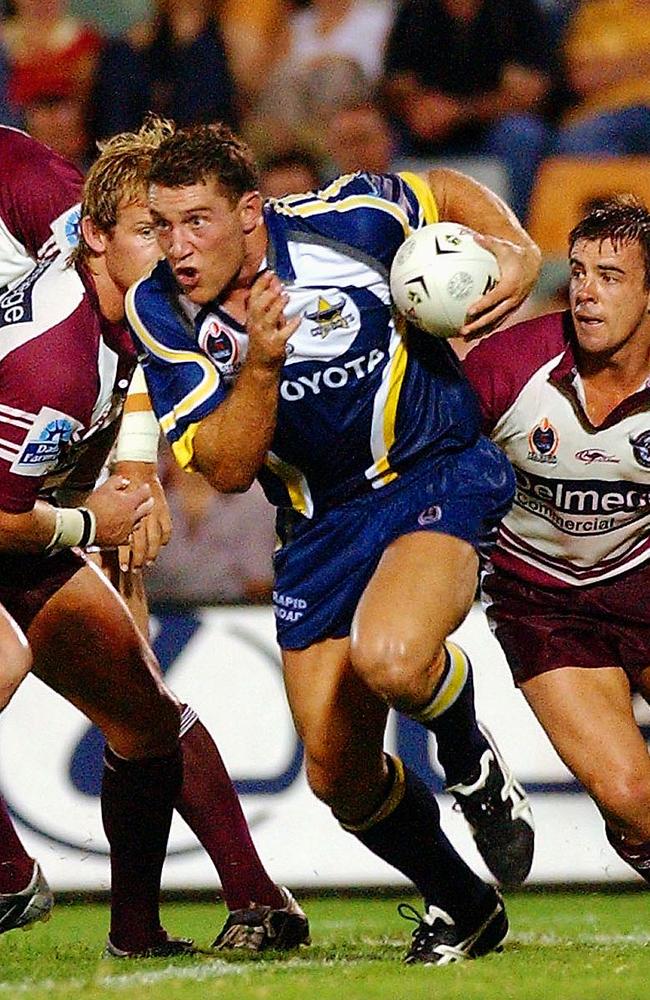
0, 548, 85, 634
482, 562, 650, 687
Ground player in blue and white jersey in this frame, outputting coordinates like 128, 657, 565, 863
127, 123, 541, 966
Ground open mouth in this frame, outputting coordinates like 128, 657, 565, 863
174, 266, 200, 290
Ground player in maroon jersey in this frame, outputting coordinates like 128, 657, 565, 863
0, 122, 308, 954
464, 195, 650, 884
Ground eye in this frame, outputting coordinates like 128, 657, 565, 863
153, 218, 171, 234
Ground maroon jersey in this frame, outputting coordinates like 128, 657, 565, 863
0, 252, 136, 514
0, 125, 83, 289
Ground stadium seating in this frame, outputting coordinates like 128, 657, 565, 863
527, 156, 650, 256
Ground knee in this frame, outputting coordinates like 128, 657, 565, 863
108, 685, 181, 759
350, 628, 443, 711
593, 767, 650, 830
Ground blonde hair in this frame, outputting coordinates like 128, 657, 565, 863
73, 114, 176, 263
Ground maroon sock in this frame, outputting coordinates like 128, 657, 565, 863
177, 707, 283, 910
101, 745, 182, 951
0, 795, 34, 893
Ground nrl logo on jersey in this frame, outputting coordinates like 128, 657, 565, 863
527, 418, 558, 465
304, 295, 351, 338
198, 317, 243, 379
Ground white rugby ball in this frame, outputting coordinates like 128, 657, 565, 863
389, 221, 500, 337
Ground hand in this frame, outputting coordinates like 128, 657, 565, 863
111, 462, 172, 571
85, 474, 153, 549
459, 233, 541, 340
245, 270, 301, 371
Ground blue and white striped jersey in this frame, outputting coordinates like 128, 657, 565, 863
126, 171, 483, 518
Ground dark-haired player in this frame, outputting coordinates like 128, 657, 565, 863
465, 195, 650, 884
127, 121, 541, 965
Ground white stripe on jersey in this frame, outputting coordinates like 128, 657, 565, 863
265, 450, 314, 518
0, 403, 34, 429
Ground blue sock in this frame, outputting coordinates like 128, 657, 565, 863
340, 756, 494, 931
408, 641, 488, 786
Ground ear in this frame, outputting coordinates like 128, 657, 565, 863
80, 215, 109, 255
238, 191, 264, 235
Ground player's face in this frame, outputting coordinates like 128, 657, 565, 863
569, 237, 650, 359
104, 198, 160, 292
149, 178, 261, 305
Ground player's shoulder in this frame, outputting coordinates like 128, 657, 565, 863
0, 255, 86, 364
465, 309, 570, 379
267, 171, 425, 269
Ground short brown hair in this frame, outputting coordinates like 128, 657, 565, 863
569, 194, 650, 288
74, 113, 175, 262
148, 122, 260, 206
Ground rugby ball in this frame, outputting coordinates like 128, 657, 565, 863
389, 222, 500, 337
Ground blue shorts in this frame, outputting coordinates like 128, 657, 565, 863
272, 437, 514, 649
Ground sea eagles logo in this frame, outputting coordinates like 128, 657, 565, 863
198, 319, 241, 378
304, 296, 350, 339
630, 429, 650, 468
527, 418, 558, 464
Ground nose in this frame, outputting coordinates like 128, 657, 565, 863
167, 226, 191, 262
574, 272, 597, 302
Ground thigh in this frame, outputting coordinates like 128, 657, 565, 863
522, 666, 650, 792
27, 562, 179, 757
283, 637, 389, 781
353, 530, 478, 667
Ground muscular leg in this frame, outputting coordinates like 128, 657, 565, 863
522, 666, 650, 841
351, 531, 534, 886
283, 638, 496, 932
352, 532, 488, 781
94, 550, 285, 911
0, 604, 31, 712
27, 562, 182, 952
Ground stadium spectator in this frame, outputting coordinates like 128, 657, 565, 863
553, 0, 650, 157
0, 121, 309, 954
464, 194, 650, 886
255, 0, 394, 135
324, 102, 396, 176
0, 0, 103, 164
127, 122, 540, 964
145, 445, 276, 607
90, 0, 238, 145
381, 0, 556, 222
0, 39, 21, 128
259, 145, 324, 198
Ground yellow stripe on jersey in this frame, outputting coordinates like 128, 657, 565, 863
264, 450, 313, 518
365, 322, 408, 487
125, 284, 219, 437
276, 192, 412, 238
398, 171, 439, 226
171, 422, 201, 471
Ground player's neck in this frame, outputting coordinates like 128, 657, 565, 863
86, 258, 126, 323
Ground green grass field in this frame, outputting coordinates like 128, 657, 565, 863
0, 891, 647, 1000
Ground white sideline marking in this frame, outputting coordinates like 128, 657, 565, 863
0, 935, 647, 994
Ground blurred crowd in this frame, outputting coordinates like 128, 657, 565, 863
0, 0, 648, 606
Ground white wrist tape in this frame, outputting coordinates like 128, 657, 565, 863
46, 506, 97, 552
114, 366, 160, 464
